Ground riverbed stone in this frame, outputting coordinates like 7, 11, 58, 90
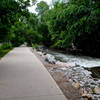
97, 80, 100, 84
37, 51, 43, 56
56, 61, 68, 67
37, 50, 100, 99
82, 93, 92, 99
60, 67, 67, 71
72, 67, 84, 71
94, 86, 100, 95
84, 98, 89, 100
45, 54, 56, 64
74, 82, 80, 89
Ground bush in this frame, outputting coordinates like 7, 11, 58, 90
33, 43, 38, 49
0, 43, 13, 50
0, 44, 2, 50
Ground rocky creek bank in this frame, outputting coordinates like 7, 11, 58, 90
35, 49, 100, 100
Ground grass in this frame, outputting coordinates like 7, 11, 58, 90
0, 43, 13, 59
0, 49, 12, 59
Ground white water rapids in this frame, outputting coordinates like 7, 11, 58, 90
47, 50, 100, 68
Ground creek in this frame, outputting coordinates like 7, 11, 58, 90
45, 49, 100, 78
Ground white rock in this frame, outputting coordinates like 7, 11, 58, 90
37, 52, 43, 56
56, 61, 68, 67
60, 67, 67, 71
82, 93, 92, 98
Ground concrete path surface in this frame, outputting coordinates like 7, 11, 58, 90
0, 47, 67, 100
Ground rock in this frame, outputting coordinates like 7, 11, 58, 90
50, 67, 58, 72
90, 85, 95, 89
72, 67, 84, 71
84, 98, 88, 100
89, 79, 97, 85
82, 70, 92, 76
56, 61, 68, 67
45, 54, 56, 64
80, 98, 84, 100
67, 62, 76, 67
93, 94, 100, 100
74, 82, 80, 89
37, 45, 47, 51
60, 67, 67, 71
82, 93, 92, 99
80, 81, 85, 87
69, 79, 73, 83
94, 86, 100, 94
37, 51, 43, 56
97, 80, 100, 84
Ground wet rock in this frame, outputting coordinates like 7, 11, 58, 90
45, 54, 56, 64
87, 67, 100, 79
72, 67, 84, 71
94, 86, 100, 94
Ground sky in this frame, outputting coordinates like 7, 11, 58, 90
28, 0, 52, 13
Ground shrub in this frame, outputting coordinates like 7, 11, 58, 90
0, 43, 12, 50
33, 43, 38, 49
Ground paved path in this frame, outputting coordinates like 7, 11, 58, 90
0, 47, 67, 100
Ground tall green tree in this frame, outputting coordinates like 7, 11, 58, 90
35, 1, 51, 46
36, 1, 49, 17
36, 0, 100, 56
0, 0, 37, 43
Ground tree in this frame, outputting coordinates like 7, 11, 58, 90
36, 0, 100, 57
35, 1, 51, 46
0, 0, 37, 43
36, 1, 49, 17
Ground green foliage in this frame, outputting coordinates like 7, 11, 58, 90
0, 0, 100, 57
0, 0, 37, 44
0, 43, 13, 58
0, 49, 12, 58
36, 0, 100, 56
36, 1, 49, 16
0, 43, 12, 50
33, 43, 38, 49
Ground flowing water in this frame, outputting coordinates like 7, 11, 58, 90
46, 49, 100, 78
